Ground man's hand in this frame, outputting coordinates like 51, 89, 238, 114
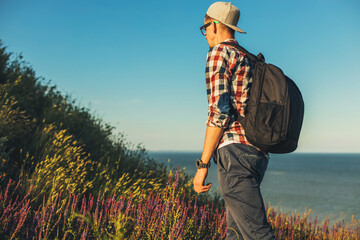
193, 126, 222, 194
193, 168, 212, 193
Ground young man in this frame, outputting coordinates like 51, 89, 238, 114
193, 2, 276, 239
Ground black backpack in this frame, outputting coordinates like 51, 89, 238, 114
222, 42, 304, 153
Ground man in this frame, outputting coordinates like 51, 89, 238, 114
193, 2, 276, 240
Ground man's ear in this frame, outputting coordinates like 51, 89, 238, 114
213, 22, 217, 34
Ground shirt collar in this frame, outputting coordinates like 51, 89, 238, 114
208, 39, 239, 52
223, 39, 238, 44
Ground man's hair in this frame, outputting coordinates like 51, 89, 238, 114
205, 14, 235, 36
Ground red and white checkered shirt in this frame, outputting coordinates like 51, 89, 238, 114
205, 39, 255, 149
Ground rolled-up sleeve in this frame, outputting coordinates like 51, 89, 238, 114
205, 46, 232, 129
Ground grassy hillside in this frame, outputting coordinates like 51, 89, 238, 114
0, 39, 173, 202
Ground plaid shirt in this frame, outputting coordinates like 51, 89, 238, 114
205, 39, 255, 149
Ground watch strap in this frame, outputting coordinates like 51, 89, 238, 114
196, 159, 211, 169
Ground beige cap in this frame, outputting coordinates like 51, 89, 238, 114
206, 2, 246, 34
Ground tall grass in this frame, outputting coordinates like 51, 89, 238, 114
1, 171, 359, 240
0, 168, 227, 240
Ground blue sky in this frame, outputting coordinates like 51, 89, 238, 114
1, 0, 359, 152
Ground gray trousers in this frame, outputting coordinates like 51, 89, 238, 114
216, 143, 276, 240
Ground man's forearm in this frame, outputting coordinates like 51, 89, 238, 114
200, 126, 224, 164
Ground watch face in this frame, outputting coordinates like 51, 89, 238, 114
196, 159, 201, 168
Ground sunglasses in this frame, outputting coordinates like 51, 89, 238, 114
200, 21, 219, 36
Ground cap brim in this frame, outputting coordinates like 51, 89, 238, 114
223, 22, 246, 34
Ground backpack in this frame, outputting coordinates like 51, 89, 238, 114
222, 42, 304, 153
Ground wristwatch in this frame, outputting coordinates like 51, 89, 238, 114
195, 159, 211, 169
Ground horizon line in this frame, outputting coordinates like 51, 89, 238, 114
148, 150, 360, 154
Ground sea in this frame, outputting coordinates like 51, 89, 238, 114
149, 152, 360, 223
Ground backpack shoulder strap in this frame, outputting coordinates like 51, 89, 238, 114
218, 42, 256, 125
